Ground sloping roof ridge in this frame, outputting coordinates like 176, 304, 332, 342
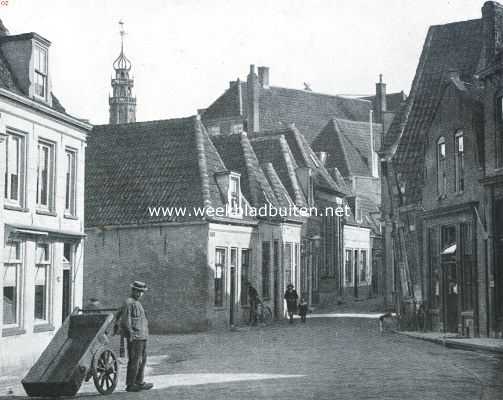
240, 132, 263, 206
332, 117, 383, 129
332, 118, 353, 176
262, 162, 295, 207
429, 17, 480, 29
278, 134, 306, 206
269, 85, 372, 103
194, 118, 212, 209
93, 115, 194, 130
290, 124, 313, 167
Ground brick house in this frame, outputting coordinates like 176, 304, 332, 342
0, 22, 91, 373
380, 1, 503, 337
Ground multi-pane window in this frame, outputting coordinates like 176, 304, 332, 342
359, 250, 367, 282
3, 241, 22, 326
437, 137, 447, 196
229, 176, 240, 214
262, 242, 271, 299
240, 249, 250, 305
34, 45, 48, 99
35, 243, 50, 322
214, 248, 226, 307
37, 140, 55, 209
65, 149, 77, 215
455, 131, 464, 192
345, 249, 353, 284
284, 243, 292, 287
4, 132, 25, 206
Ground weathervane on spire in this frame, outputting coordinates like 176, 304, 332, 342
113, 19, 132, 71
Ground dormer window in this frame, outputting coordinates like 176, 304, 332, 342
229, 175, 241, 214
34, 45, 48, 99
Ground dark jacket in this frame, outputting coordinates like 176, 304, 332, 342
284, 289, 298, 312
120, 297, 149, 341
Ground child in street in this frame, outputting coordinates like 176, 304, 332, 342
298, 295, 308, 323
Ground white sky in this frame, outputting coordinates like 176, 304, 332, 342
1, 0, 484, 124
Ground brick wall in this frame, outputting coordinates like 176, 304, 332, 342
84, 223, 210, 333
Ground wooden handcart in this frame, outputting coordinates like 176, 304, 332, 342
22, 308, 121, 397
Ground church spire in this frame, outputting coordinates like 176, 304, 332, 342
109, 20, 136, 124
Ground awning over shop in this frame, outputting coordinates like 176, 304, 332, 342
441, 243, 456, 255
6, 224, 86, 242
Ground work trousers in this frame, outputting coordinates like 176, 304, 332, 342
126, 339, 147, 386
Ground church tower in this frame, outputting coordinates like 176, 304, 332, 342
109, 21, 136, 124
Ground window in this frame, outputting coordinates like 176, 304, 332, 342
4, 132, 25, 206
3, 241, 22, 326
284, 243, 292, 287
359, 250, 368, 282
37, 140, 55, 210
65, 149, 77, 215
262, 242, 271, 299
229, 175, 241, 214
34, 45, 48, 99
345, 249, 353, 284
35, 243, 51, 323
294, 243, 299, 290
437, 137, 447, 197
209, 126, 220, 136
240, 249, 250, 305
455, 131, 464, 192
214, 248, 226, 307
231, 124, 243, 135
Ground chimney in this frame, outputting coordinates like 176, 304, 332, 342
375, 74, 387, 123
258, 66, 270, 89
482, 1, 503, 66
246, 64, 260, 133
445, 69, 461, 83
315, 151, 327, 166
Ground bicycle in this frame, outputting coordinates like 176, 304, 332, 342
257, 302, 273, 325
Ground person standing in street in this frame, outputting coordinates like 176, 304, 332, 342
284, 284, 299, 324
298, 295, 308, 323
247, 282, 259, 326
119, 281, 154, 392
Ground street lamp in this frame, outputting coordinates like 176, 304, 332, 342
307, 235, 321, 307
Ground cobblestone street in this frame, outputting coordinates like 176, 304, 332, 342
4, 316, 503, 400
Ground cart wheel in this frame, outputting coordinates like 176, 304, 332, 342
92, 348, 118, 395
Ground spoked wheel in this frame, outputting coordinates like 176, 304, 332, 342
92, 348, 118, 395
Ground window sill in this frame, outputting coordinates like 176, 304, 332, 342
34, 323, 55, 333
64, 213, 79, 220
4, 204, 29, 212
36, 209, 57, 217
2, 327, 26, 337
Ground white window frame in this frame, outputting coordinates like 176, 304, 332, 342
65, 148, 77, 216
3, 240, 23, 328
33, 44, 48, 100
36, 139, 55, 211
34, 242, 51, 324
228, 174, 242, 217
4, 131, 26, 208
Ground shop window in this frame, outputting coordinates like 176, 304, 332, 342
284, 243, 292, 287
345, 249, 353, 284
359, 250, 367, 282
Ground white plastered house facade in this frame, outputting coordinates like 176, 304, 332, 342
0, 32, 91, 374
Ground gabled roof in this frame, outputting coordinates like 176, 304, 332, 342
251, 126, 351, 199
211, 132, 292, 210
203, 80, 373, 143
85, 116, 244, 227
312, 118, 383, 178
389, 18, 483, 205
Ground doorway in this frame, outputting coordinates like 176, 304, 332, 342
441, 225, 458, 333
